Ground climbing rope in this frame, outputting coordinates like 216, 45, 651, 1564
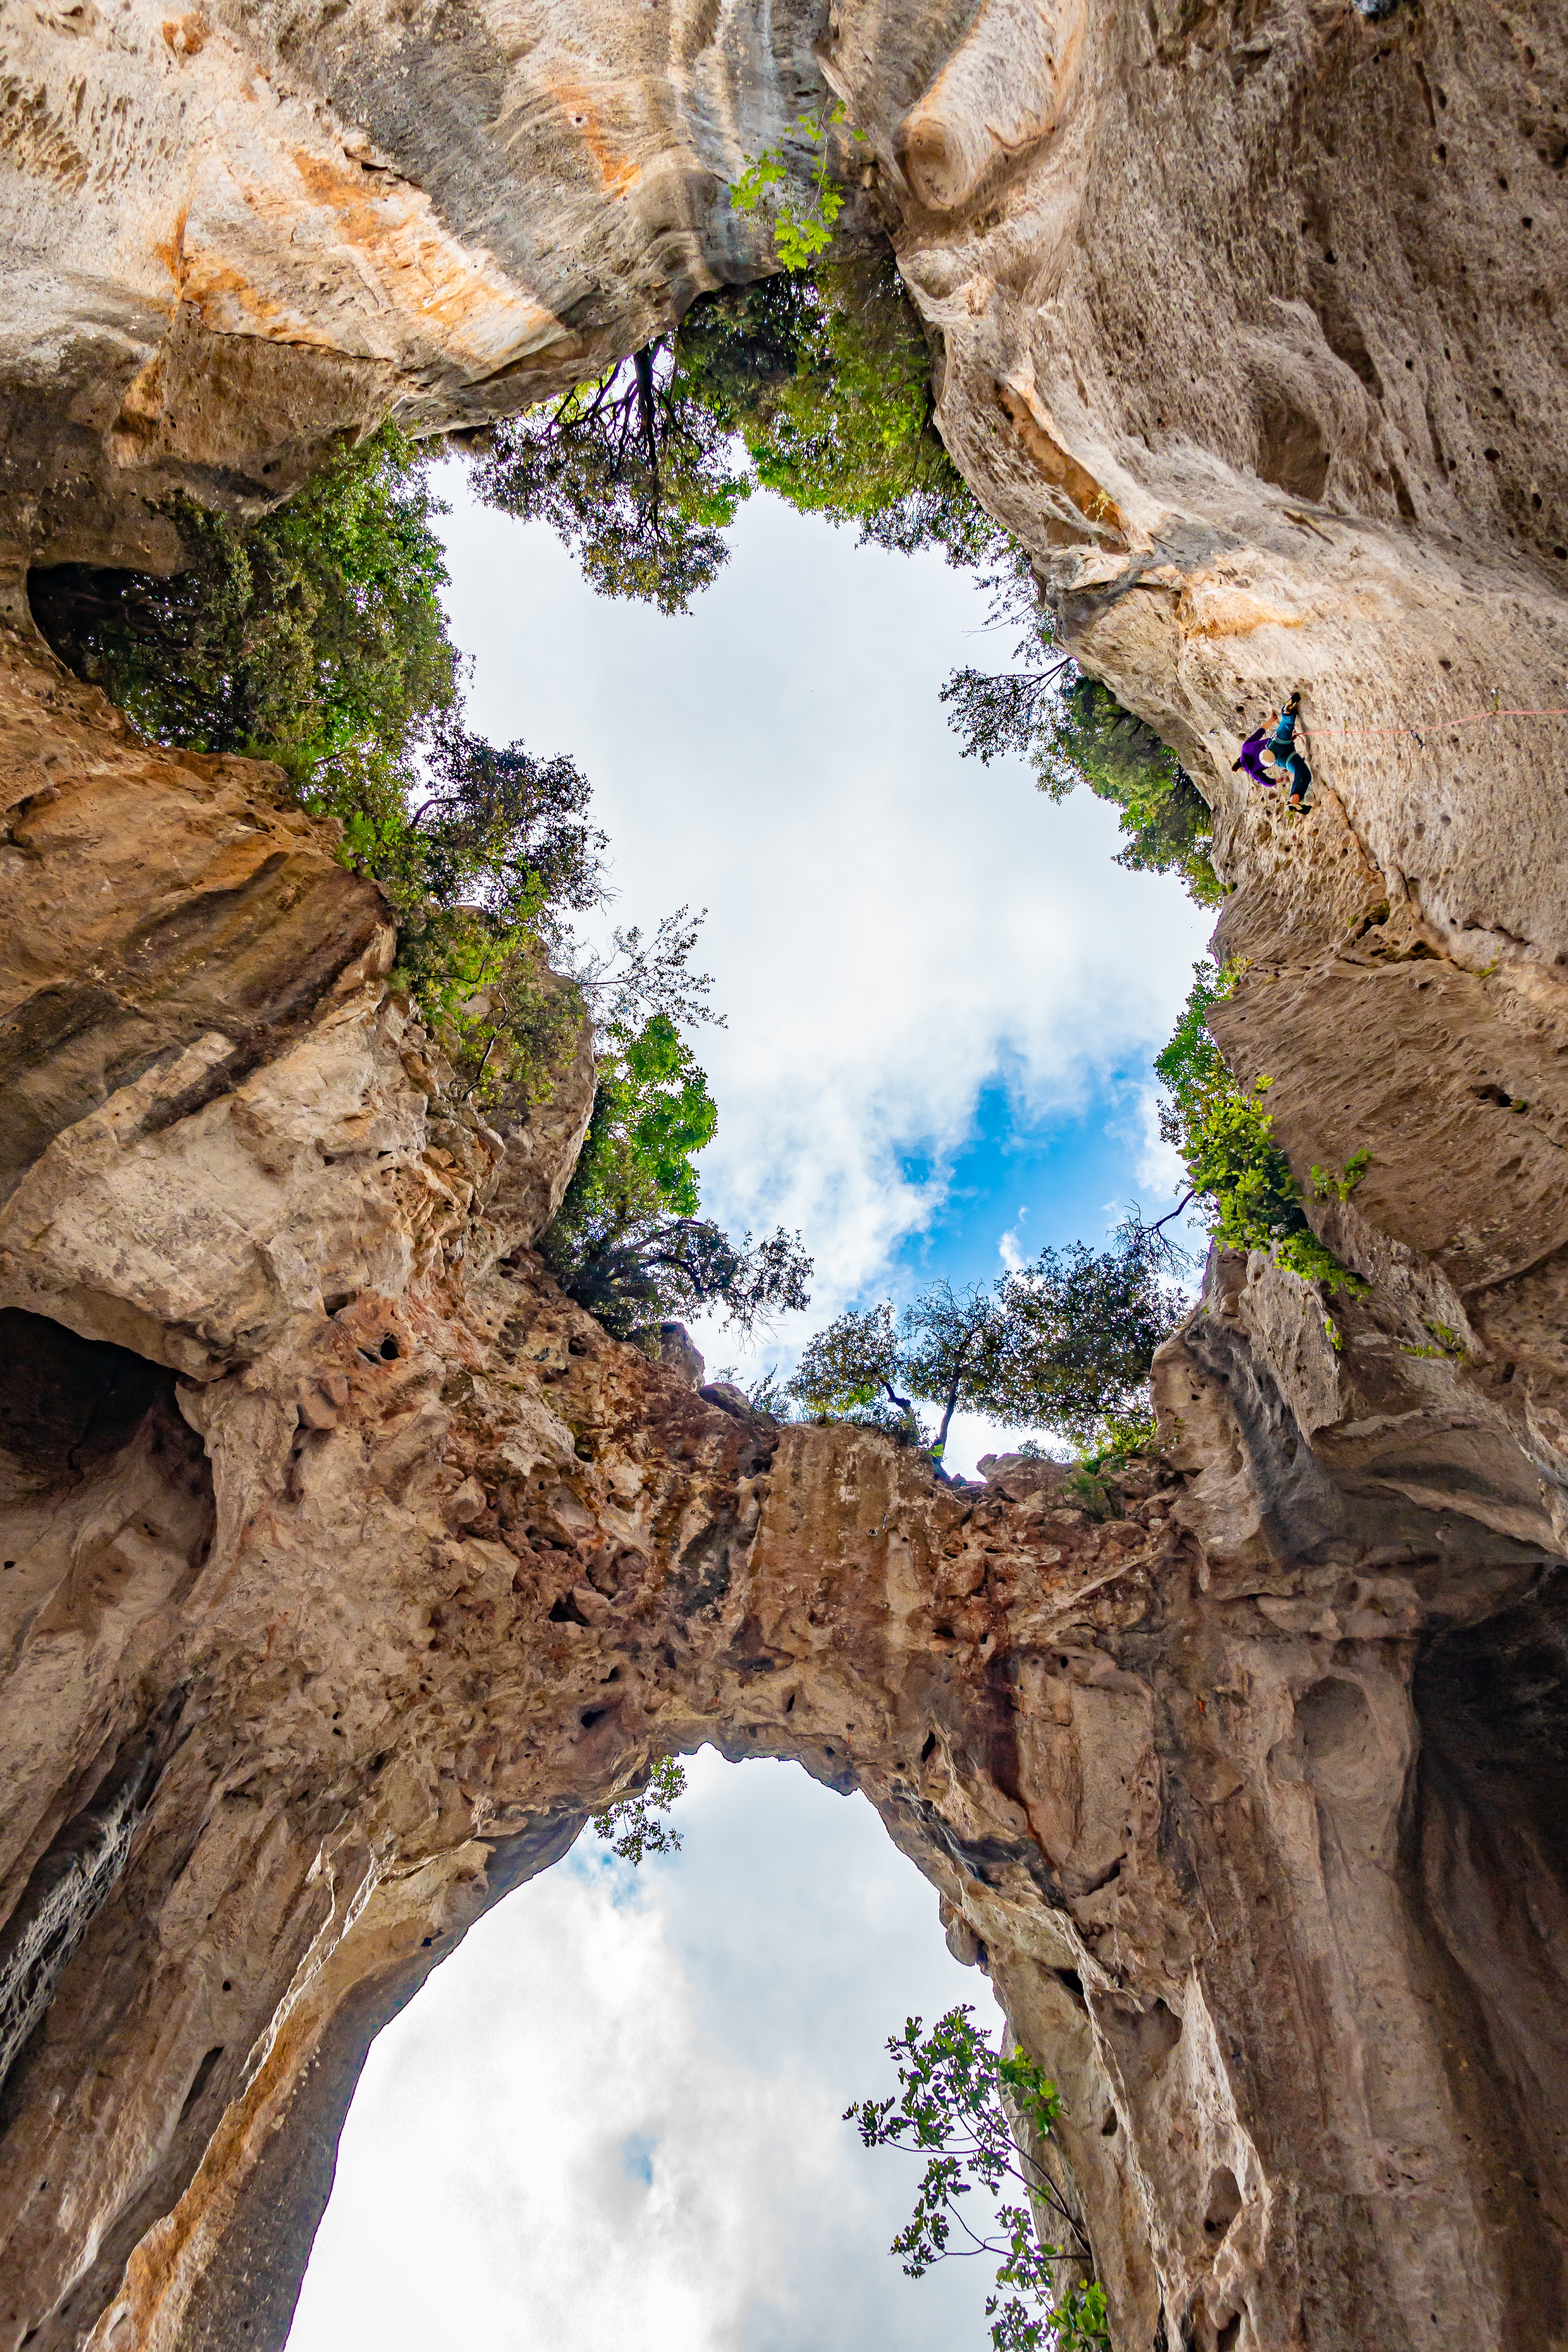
1305, 704, 1568, 745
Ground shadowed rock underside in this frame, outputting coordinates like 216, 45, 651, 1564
1, 0, 1568, 2340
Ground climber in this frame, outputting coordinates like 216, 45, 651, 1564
1265, 691, 1314, 811
1233, 694, 1313, 810
1232, 728, 1274, 787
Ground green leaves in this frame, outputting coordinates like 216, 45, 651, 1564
592, 1755, 687, 1863
943, 661, 1224, 909
469, 254, 1001, 614
789, 1222, 1185, 1460
729, 102, 866, 269
1157, 961, 1367, 1301
539, 1011, 813, 1340
31, 420, 460, 782
846, 2007, 1110, 2352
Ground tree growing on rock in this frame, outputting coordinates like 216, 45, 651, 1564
846, 2007, 1110, 2351
539, 1010, 812, 1341
469, 258, 1003, 616
787, 1219, 1186, 1467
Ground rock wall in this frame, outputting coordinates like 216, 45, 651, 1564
0, 639, 1562, 2352
2, 0, 1568, 2342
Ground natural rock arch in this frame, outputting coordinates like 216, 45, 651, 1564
1, 648, 1567, 2352
1, 0, 1567, 2333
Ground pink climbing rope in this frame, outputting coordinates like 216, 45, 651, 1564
1308, 705, 1568, 738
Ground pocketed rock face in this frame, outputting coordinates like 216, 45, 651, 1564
4, 0, 1568, 2342
0, 0, 823, 565
0, 634, 1565, 2352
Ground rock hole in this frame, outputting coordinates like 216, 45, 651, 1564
1101, 2104, 1119, 2135
1204, 2165, 1243, 2239
548, 1594, 591, 1627
1055, 1968, 1086, 2004
580, 1706, 609, 1728
1297, 1675, 1379, 1801
1216, 2318, 1243, 2352
1257, 398, 1330, 501
920, 1731, 938, 1762
325, 1292, 352, 1314
178, 2046, 224, 2125
380, 1333, 401, 1360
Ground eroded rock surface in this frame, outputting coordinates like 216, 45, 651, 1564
3, 0, 1568, 2340
0, 638, 1562, 2352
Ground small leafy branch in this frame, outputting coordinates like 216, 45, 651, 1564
1310, 1147, 1372, 1204
1400, 1319, 1470, 1363
591, 1755, 687, 1863
1156, 960, 1368, 1302
846, 2007, 1111, 2352
730, 101, 867, 268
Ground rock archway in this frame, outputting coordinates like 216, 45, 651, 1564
2, 642, 1567, 2352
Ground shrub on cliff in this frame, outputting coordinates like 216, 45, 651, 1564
943, 658, 1224, 909
469, 256, 1001, 615
31, 420, 459, 782
1155, 961, 1365, 1298
847, 2007, 1111, 2351
788, 1218, 1185, 1465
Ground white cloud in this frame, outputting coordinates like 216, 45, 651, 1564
287, 1755, 1005, 2352
435, 476, 1210, 1403
998, 1205, 1029, 1273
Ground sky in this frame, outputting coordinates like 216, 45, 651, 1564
431, 472, 1207, 1474
288, 1755, 1006, 2352
285, 474, 1210, 2352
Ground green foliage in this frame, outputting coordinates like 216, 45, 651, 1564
31, 420, 459, 780
1156, 962, 1366, 1298
789, 1219, 1185, 1464
471, 259, 999, 614
729, 101, 867, 268
539, 1011, 812, 1339
845, 2008, 1111, 2352
592, 1755, 688, 1863
1311, 1147, 1372, 1203
470, 349, 749, 616
943, 657, 1223, 909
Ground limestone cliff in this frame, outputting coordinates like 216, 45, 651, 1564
1, 0, 1568, 2345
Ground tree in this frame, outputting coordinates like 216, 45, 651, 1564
788, 1219, 1185, 1467
592, 1756, 688, 1862
1155, 961, 1364, 1298
539, 1012, 812, 1340
943, 655, 1223, 909
845, 2008, 1111, 2352
469, 346, 750, 615
469, 258, 1003, 615
30, 420, 459, 779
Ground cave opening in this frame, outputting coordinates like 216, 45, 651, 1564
283, 1752, 1006, 2352
0, 1308, 215, 2117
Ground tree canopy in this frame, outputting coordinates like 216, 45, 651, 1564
1155, 961, 1364, 1297
788, 1218, 1186, 1465
943, 657, 1223, 909
539, 1011, 812, 1341
846, 2008, 1111, 2352
470, 256, 1003, 616
31, 420, 459, 782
